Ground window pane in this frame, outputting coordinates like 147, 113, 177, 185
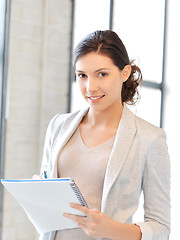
128, 86, 161, 127
71, 0, 110, 111
73, 0, 110, 48
113, 0, 165, 83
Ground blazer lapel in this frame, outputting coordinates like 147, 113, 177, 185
50, 108, 89, 177
101, 105, 137, 212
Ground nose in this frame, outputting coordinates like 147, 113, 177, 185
86, 77, 98, 93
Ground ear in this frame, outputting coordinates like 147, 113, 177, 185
122, 65, 131, 83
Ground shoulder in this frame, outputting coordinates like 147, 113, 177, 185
133, 114, 168, 160
47, 111, 78, 133
125, 105, 166, 144
46, 107, 89, 136
133, 114, 170, 173
135, 114, 165, 138
131, 111, 169, 165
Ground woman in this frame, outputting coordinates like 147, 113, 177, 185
39, 30, 170, 240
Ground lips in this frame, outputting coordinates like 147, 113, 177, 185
88, 95, 105, 100
87, 95, 105, 103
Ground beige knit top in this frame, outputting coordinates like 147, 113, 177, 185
55, 127, 115, 240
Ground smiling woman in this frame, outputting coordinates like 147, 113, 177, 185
38, 30, 170, 240
74, 53, 129, 123
74, 31, 142, 106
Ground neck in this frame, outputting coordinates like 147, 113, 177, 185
84, 103, 124, 129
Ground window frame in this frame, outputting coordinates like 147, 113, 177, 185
0, 0, 11, 238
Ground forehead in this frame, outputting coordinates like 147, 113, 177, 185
75, 52, 115, 71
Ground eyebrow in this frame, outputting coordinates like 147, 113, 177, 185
75, 68, 111, 73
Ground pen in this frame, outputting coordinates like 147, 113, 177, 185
43, 171, 48, 179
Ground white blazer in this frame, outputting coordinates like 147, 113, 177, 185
39, 105, 170, 240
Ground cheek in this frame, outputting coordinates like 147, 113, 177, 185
107, 77, 123, 92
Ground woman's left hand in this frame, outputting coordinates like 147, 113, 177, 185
63, 203, 118, 239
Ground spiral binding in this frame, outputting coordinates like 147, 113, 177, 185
70, 180, 88, 208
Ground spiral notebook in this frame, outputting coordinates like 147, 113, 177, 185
1, 178, 88, 234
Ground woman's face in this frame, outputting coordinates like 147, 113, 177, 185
75, 52, 130, 112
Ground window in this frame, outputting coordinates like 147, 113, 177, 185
73, 0, 110, 47
71, 0, 111, 112
113, 0, 166, 127
71, 0, 166, 128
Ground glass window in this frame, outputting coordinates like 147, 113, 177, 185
71, 0, 111, 112
73, 0, 110, 49
113, 0, 165, 84
71, 0, 165, 127
113, 0, 165, 127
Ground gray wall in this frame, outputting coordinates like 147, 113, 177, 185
2, 0, 72, 239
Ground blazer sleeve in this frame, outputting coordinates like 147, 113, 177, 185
136, 129, 171, 240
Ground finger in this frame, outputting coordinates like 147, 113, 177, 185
91, 209, 101, 214
63, 212, 87, 225
77, 222, 88, 229
32, 174, 42, 179
70, 203, 90, 216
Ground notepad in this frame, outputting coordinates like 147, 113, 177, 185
1, 178, 88, 234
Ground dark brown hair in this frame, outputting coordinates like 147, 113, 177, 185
73, 30, 142, 105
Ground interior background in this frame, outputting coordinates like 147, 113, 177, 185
0, 0, 179, 239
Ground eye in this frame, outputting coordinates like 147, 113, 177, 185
76, 73, 87, 79
99, 72, 107, 78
